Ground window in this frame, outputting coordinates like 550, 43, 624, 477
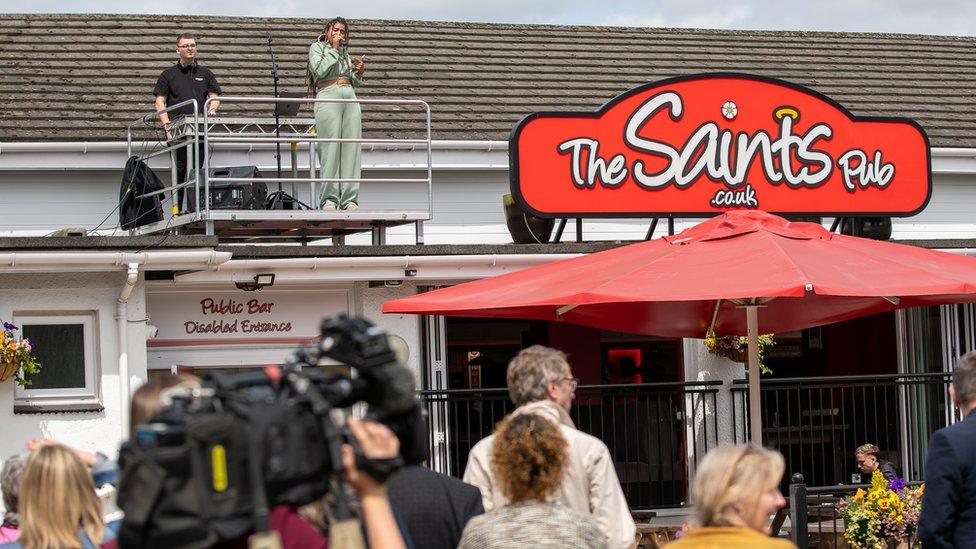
13, 311, 102, 413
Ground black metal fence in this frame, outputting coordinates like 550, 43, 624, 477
419, 381, 722, 509
784, 474, 922, 548
420, 373, 956, 512
731, 372, 955, 489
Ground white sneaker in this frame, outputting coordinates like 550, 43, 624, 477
321, 201, 338, 211
343, 203, 360, 211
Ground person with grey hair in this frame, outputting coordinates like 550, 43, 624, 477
919, 350, 976, 548
0, 453, 29, 543
462, 345, 636, 549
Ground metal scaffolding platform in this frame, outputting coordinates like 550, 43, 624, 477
136, 209, 426, 244
126, 96, 432, 244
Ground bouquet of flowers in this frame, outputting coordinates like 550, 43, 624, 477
0, 320, 41, 387
839, 470, 924, 549
703, 330, 775, 374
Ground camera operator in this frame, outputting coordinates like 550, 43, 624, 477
338, 418, 406, 549
116, 315, 422, 549
218, 417, 406, 549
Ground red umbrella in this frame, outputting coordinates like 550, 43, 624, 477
384, 210, 976, 440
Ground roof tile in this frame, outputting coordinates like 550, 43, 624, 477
1, 13, 974, 146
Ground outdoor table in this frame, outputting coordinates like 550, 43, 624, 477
634, 523, 681, 548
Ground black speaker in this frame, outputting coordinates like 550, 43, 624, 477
193, 166, 267, 210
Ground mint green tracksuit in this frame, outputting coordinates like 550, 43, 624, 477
308, 41, 362, 208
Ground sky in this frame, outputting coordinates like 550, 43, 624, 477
2, 0, 976, 36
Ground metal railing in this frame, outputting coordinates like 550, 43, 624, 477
125, 99, 201, 225
731, 373, 956, 488
124, 95, 433, 242
202, 95, 432, 219
419, 381, 722, 509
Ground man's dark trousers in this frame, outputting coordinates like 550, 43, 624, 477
172, 140, 206, 213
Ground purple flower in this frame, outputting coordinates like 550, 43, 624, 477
2, 321, 16, 331
888, 477, 908, 492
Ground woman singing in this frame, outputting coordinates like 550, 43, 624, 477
308, 17, 365, 211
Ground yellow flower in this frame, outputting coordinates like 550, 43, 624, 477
7, 341, 17, 351
853, 489, 866, 501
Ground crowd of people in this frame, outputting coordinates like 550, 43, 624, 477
154, 20, 365, 215
1, 347, 975, 547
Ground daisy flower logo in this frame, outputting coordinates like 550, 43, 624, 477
722, 101, 737, 120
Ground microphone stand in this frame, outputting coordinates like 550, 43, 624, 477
268, 35, 283, 190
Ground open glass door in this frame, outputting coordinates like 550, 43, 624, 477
422, 313, 452, 474
898, 305, 952, 480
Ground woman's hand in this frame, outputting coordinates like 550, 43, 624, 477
342, 418, 406, 549
353, 55, 366, 76
342, 418, 399, 497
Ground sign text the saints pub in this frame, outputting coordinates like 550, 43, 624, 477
511, 74, 930, 217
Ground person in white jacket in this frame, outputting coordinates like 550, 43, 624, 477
463, 345, 637, 549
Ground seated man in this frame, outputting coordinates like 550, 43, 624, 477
855, 443, 898, 481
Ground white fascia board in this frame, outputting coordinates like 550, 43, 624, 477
0, 141, 509, 172
929, 148, 976, 175
171, 253, 581, 284
941, 248, 976, 256
0, 141, 972, 174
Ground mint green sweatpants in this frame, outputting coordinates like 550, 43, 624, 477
315, 84, 361, 208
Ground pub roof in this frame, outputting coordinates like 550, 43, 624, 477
1, 13, 975, 147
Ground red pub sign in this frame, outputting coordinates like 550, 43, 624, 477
510, 73, 931, 217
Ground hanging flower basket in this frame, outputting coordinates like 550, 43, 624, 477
1, 320, 41, 387
703, 330, 775, 374
0, 361, 18, 382
727, 347, 749, 363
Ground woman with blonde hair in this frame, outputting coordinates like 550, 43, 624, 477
459, 413, 607, 548
666, 444, 795, 548
0, 444, 115, 549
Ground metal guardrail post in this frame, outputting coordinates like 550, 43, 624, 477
789, 473, 809, 548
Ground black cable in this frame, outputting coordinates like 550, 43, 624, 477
131, 218, 174, 255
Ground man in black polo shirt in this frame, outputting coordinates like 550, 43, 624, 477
153, 32, 221, 214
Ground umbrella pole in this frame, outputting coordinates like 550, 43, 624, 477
747, 305, 762, 444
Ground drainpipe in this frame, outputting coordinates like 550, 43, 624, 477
117, 263, 139, 439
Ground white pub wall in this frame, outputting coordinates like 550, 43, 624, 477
0, 272, 148, 471
2, 167, 975, 243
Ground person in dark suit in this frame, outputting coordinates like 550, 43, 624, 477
919, 351, 976, 549
387, 465, 484, 549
